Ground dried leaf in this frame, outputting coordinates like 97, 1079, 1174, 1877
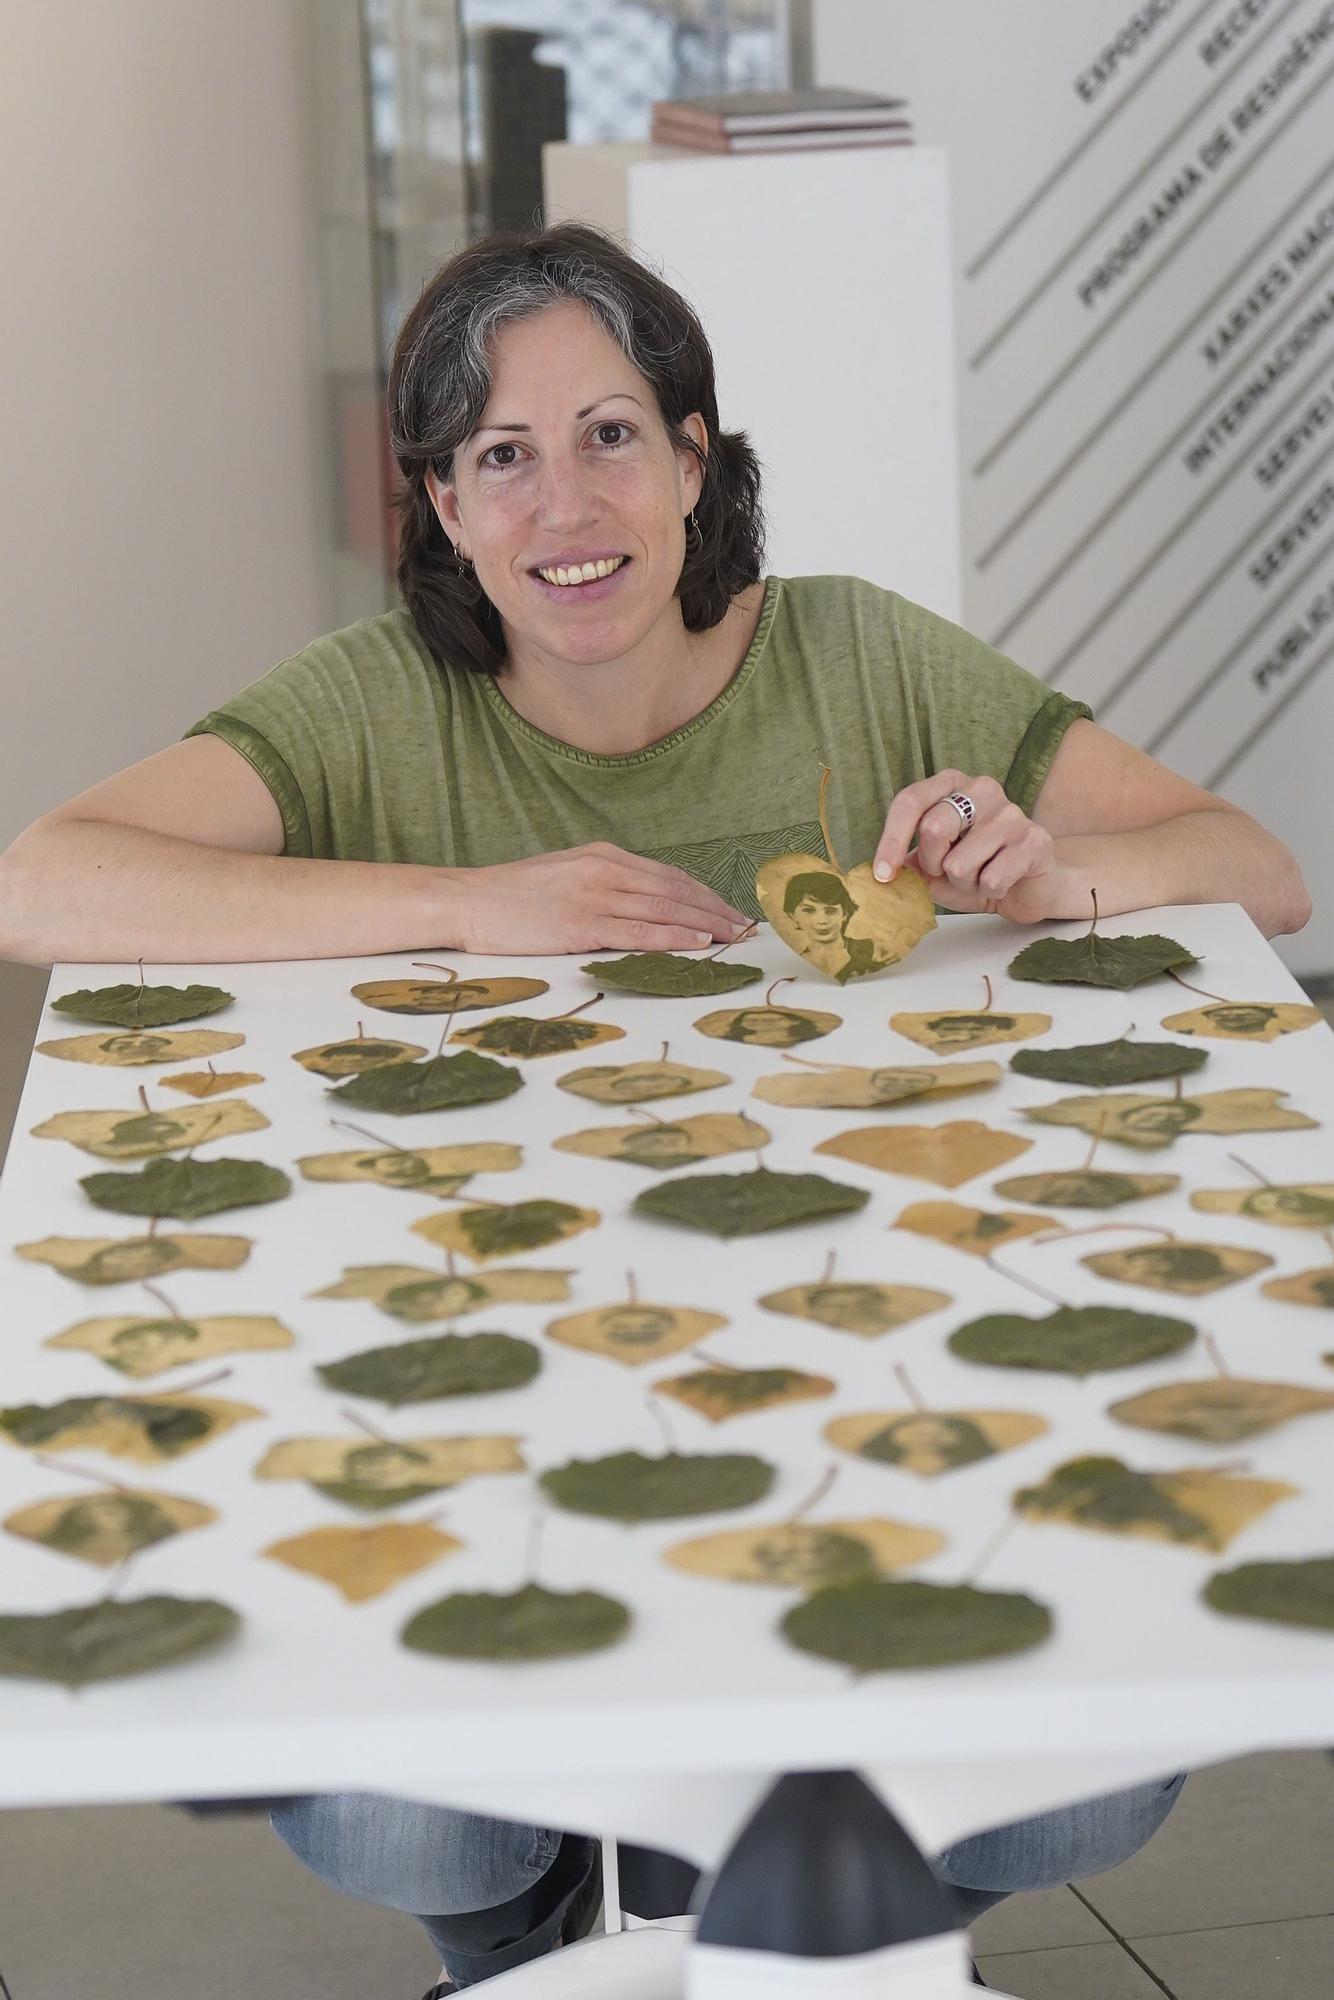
582, 952, 763, 997
45, 1313, 293, 1378
412, 1200, 599, 1266
1084, 1242, 1272, 1295
1008, 922, 1198, 990
825, 1407, 1049, 1477
539, 1449, 775, 1521
0, 1595, 239, 1687
1010, 1039, 1208, 1087
79, 1155, 291, 1220
263, 1522, 463, 1603
350, 976, 549, 1015
1203, 1556, 1334, 1631
781, 1577, 1051, 1674
1161, 1001, 1323, 1043
1262, 1266, 1334, 1308
633, 1167, 869, 1238
402, 1582, 630, 1662
297, 1140, 520, 1198
51, 982, 235, 1029
664, 1516, 946, 1588
327, 1048, 523, 1114
0, 1392, 261, 1463
313, 1264, 573, 1323
160, 1069, 265, 1098
292, 1035, 427, 1078
757, 848, 936, 984
1024, 1088, 1316, 1150
815, 1121, 1031, 1188
552, 1112, 769, 1171
255, 1433, 525, 1508
759, 1279, 951, 1339
753, 1061, 1000, 1110
654, 1364, 835, 1423
37, 1029, 245, 1068
545, 1301, 727, 1366
317, 1331, 542, 1407
948, 1304, 1196, 1375
556, 1057, 730, 1104
15, 1233, 252, 1285
1014, 1455, 1295, 1552
894, 1201, 1062, 1257
1108, 1377, 1334, 1444
1191, 1183, 1334, 1230
450, 1014, 624, 1060
4, 1488, 217, 1568
890, 1007, 1052, 1054
693, 1000, 842, 1046
33, 1099, 268, 1160
993, 1169, 1180, 1210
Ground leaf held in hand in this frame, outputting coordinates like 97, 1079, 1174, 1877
557, 1057, 730, 1104
316, 1331, 542, 1406
412, 1199, 599, 1265
948, 1304, 1196, 1375
759, 1279, 951, 1339
79, 1155, 291, 1220
757, 853, 936, 984
545, 1301, 727, 1366
0, 1595, 240, 1687
1203, 1556, 1334, 1631
1014, 1455, 1295, 1551
4, 1487, 217, 1568
553, 1112, 769, 1171
825, 1407, 1049, 1477
633, 1168, 869, 1238
1108, 1376, 1334, 1444
664, 1516, 946, 1588
654, 1364, 835, 1423
402, 1581, 630, 1661
814, 1121, 1031, 1188
1084, 1242, 1272, 1295
539, 1449, 775, 1521
781, 1577, 1052, 1674
327, 1049, 523, 1114
993, 1169, 1180, 1210
263, 1522, 463, 1603
51, 982, 235, 1029
582, 952, 763, 997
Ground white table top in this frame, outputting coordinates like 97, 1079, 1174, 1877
1, 905, 1331, 1866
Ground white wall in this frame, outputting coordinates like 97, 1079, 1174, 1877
0, 1, 328, 848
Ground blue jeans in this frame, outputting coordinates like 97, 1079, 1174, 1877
272, 1772, 1187, 1988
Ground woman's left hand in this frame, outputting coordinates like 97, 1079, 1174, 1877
872, 770, 1066, 923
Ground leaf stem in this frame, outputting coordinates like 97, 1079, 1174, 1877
705, 922, 758, 962
983, 1252, 1071, 1310
142, 1282, 183, 1319
816, 764, 842, 874
820, 1248, 837, 1286
33, 1454, 137, 1495
893, 1363, 929, 1412
765, 977, 798, 1009
557, 994, 604, 1022
981, 974, 993, 1014
964, 1514, 1020, 1585
647, 1395, 678, 1455
1167, 969, 1230, 1003
1204, 1335, 1230, 1378
787, 1463, 840, 1525
331, 1118, 416, 1156
526, 1509, 546, 1584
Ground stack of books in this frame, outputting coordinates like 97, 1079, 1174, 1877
650, 85, 912, 155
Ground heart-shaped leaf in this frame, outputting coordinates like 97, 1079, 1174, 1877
451, 1015, 624, 1060
402, 1581, 630, 1661
891, 1007, 1051, 1054
313, 1264, 572, 1322
781, 1577, 1052, 1673
993, 1169, 1180, 1210
633, 1167, 869, 1238
297, 1140, 520, 1198
1010, 1039, 1209, 1087
1015, 1456, 1294, 1551
1161, 1000, 1323, 1042
45, 1312, 293, 1378
161, 1069, 266, 1098
1084, 1242, 1272, 1295
1192, 1184, 1334, 1230
292, 1035, 427, 1077
948, 1304, 1196, 1375
1203, 1556, 1334, 1631
759, 1279, 951, 1339
893, 1201, 1062, 1257
0, 1392, 260, 1462
16, 1233, 252, 1285
317, 1331, 541, 1406
351, 976, 550, 1015
545, 1301, 727, 1366
34, 1099, 268, 1160
557, 1057, 730, 1103
1108, 1377, 1334, 1443
254, 1433, 526, 1505
694, 1000, 841, 1046
1024, 1088, 1315, 1150
553, 1112, 769, 1171
825, 1407, 1049, 1477
37, 1029, 245, 1068
1263, 1265, 1334, 1308
51, 982, 235, 1029
753, 1061, 1000, 1111
412, 1199, 600, 1265
263, 1522, 463, 1603
758, 852, 936, 984
582, 952, 763, 997
539, 1449, 775, 1521
79, 1155, 291, 1219
815, 1121, 1031, 1188
664, 1517, 946, 1588
654, 1364, 834, 1423
0, 1595, 240, 1686
327, 1049, 523, 1113
1008, 911, 1198, 989
3, 1487, 217, 1568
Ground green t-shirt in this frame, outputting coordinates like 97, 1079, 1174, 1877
185, 572, 1091, 918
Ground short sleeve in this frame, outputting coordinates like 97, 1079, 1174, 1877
183, 707, 313, 857
887, 591, 1093, 816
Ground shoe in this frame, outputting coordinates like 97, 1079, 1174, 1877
420, 1839, 604, 1995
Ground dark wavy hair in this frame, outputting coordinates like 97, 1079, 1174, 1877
387, 220, 766, 676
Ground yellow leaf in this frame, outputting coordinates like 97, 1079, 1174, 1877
757, 851, 935, 983
815, 1120, 1031, 1188
545, 1302, 727, 1366
759, 1278, 950, 1338
1159, 1001, 1323, 1042
826, 1407, 1049, 1477
890, 1008, 1051, 1054
664, 1516, 946, 1586
30, 1099, 269, 1160
262, 1522, 463, 1603
254, 1434, 525, 1490
35, 1029, 245, 1068
552, 1112, 769, 1170
44, 1314, 294, 1379
893, 1200, 1062, 1256
753, 1061, 999, 1110
160, 1070, 265, 1098
3, 1487, 217, 1568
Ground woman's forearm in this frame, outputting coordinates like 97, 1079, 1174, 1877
1047, 807, 1312, 939
0, 819, 464, 966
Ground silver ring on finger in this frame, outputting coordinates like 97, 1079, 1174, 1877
943, 790, 976, 840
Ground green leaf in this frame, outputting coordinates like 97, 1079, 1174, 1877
0, 1395, 214, 1453
457, 1201, 590, 1258
313, 1480, 442, 1513
539, 1449, 775, 1521
948, 1304, 1195, 1375
1203, 1556, 1334, 1632
633, 1167, 869, 1238
382, 1276, 490, 1321
51, 983, 235, 1029
1008, 929, 1198, 991
454, 1016, 614, 1058
0, 1595, 240, 1686
106, 1113, 193, 1149
1010, 1039, 1209, 1087
1015, 1456, 1214, 1545
781, 1577, 1052, 1674
582, 953, 764, 997
402, 1582, 630, 1662
79, 1155, 291, 1219
317, 1331, 541, 1407
328, 1049, 523, 1114
993, 1169, 1179, 1209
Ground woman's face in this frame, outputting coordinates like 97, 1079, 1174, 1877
427, 301, 706, 669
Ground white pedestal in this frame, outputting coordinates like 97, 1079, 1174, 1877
542, 141, 962, 624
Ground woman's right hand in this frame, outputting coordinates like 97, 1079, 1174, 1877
443, 843, 752, 955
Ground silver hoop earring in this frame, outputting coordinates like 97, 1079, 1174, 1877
685, 509, 703, 553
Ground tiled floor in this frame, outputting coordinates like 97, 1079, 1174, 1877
1, 958, 1331, 1999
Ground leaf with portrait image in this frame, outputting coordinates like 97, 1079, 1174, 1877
759, 1278, 951, 1339
993, 1168, 1179, 1210
753, 1060, 1000, 1110
552, 1111, 769, 1171
1108, 1377, 1334, 1445
890, 1007, 1052, 1055
654, 1363, 835, 1424
51, 982, 235, 1029
1203, 1556, 1334, 1632
664, 1516, 946, 1589
160, 1069, 266, 1098
780, 1577, 1052, 1674
45, 1312, 293, 1378
1013, 1455, 1295, 1552
4, 1487, 217, 1568
297, 1140, 520, 1199
948, 1304, 1196, 1376
292, 1034, 427, 1078
313, 1263, 573, 1323
1191, 1183, 1334, 1230
316, 1331, 542, 1407
557, 1056, 730, 1104
694, 999, 842, 1045
1084, 1241, 1272, 1295
326, 1048, 523, 1114
80, 1155, 291, 1220
893, 1200, 1062, 1257
351, 975, 550, 1015
1262, 1265, 1334, 1309
539, 1449, 775, 1521
0, 1391, 261, 1463
15, 1232, 252, 1286
0, 1596, 240, 1687
815, 1120, 1031, 1188
254, 1433, 526, 1508
412, 1199, 599, 1265
633, 1167, 869, 1238
262, 1522, 464, 1604
825, 1407, 1049, 1478
545, 1300, 727, 1366
582, 951, 763, 997
33, 1099, 268, 1160
1161, 1000, 1323, 1043
37, 1028, 245, 1069
1010, 1038, 1208, 1087
450, 1012, 624, 1060
1023, 1088, 1315, 1150
402, 1582, 630, 1662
